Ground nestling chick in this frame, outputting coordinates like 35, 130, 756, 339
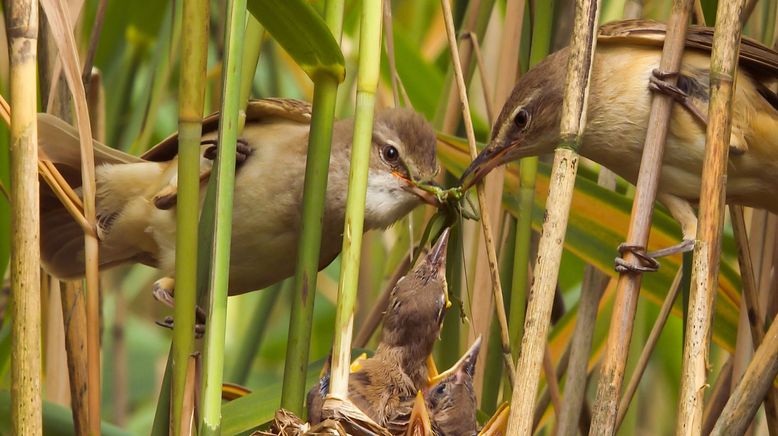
38, 98, 440, 295
307, 228, 451, 429
424, 337, 481, 436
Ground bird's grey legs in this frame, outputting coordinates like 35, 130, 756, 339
152, 277, 206, 337
614, 194, 696, 273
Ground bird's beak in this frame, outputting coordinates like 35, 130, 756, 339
400, 176, 444, 207
478, 402, 510, 436
459, 138, 515, 190
425, 227, 450, 271
407, 391, 433, 435
428, 335, 482, 386
426, 228, 451, 308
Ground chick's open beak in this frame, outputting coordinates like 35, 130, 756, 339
459, 139, 513, 190
428, 335, 482, 386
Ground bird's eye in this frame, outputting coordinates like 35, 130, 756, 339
435, 383, 447, 395
513, 109, 530, 130
382, 144, 400, 164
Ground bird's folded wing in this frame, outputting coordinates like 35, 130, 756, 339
142, 97, 313, 162
598, 19, 778, 78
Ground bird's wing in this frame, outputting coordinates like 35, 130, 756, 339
141, 98, 313, 162
598, 19, 778, 78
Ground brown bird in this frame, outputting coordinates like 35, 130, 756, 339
424, 336, 481, 436
307, 228, 451, 430
461, 19, 778, 256
38, 98, 440, 296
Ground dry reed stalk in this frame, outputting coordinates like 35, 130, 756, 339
589, 2, 693, 433
61, 280, 89, 435
44, 277, 69, 405
506, 0, 602, 432
676, 1, 747, 433
439, 0, 483, 132
711, 314, 778, 434
556, 170, 616, 436
730, 205, 778, 432
466, 0, 523, 393
615, 267, 683, 429
702, 357, 734, 435
464, 32, 495, 124
38, 2, 101, 432
6, 0, 42, 433
440, 0, 516, 385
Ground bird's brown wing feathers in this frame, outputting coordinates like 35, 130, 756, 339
598, 19, 778, 78
141, 98, 313, 162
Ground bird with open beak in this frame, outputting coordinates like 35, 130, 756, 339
460, 19, 778, 258
37, 98, 441, 296
423, 336, 481, 436
307, 229, 451, 429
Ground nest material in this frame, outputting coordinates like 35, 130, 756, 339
254, 397, 396, 436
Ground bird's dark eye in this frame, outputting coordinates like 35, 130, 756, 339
513, 109, 530, 130
435, 383, 447, 395
382, 144, 400, 164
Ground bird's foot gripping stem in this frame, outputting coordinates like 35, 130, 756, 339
648, 69, 709, 127
152, 138, 255, 210
202, 137, 254, 164
152, 277, 207, 338
614, 240, 694, 274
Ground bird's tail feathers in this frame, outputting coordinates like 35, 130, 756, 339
37, 113, 155, 279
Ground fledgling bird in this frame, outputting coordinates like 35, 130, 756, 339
307, 229, 451, 429
38, 98, 440, 295
424, 337, 481, 436
461, 20, 778, 253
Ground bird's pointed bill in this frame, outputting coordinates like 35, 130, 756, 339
405, 391, 433, 436
459, 140, 514, 190
427, 335, 482, 386
478, 402, 510, 436
426, 228, 451, 307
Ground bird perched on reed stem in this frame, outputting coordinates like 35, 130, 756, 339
38, 98, 441, 295
461, 20, 778, 261
308, 229, 451, 430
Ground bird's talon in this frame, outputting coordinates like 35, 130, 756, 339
202, 138, 253, 165
614, 244, 660, 273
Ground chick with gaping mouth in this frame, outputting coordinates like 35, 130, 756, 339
308, 229, 451, 430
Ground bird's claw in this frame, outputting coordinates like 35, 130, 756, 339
614, 244, 660, 273
202, 138, 254, 164
152, 277, 207, 338
155, 316, 206, 338
614, 240, 695, 273
648, 69, 709, 127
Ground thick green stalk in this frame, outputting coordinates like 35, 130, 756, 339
328, 0, 383, 398
198, 0, 245, 433
171, 0, 209, 434
279, 0, 344, 414
280, 76, 339, 413
239, 15, 263, 115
